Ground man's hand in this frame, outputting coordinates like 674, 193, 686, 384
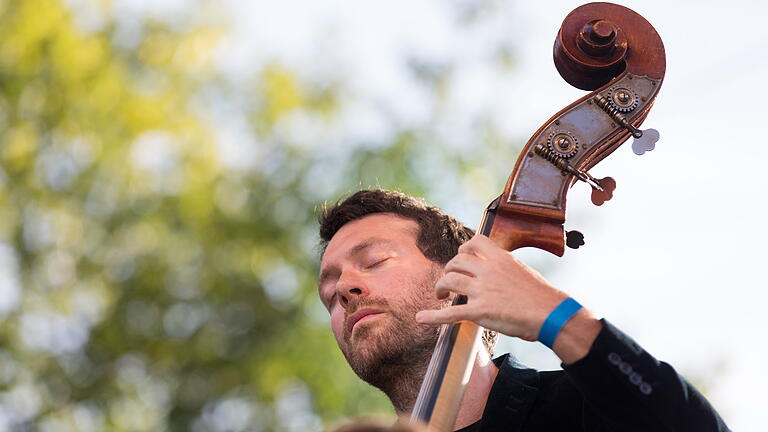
415, 235, 602, 363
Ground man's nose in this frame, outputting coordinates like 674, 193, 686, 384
335, 271, 367, 308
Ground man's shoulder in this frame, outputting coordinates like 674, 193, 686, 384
483, 353, 588, 430
492, 353, 572, 388
494, 353, 584, 399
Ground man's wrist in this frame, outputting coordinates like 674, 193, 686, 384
537, 297, 583, 348
551, 309, 603, 364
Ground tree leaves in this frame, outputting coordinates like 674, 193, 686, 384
0, 1, 521, 430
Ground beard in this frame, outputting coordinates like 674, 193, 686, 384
337, 268, 448, 411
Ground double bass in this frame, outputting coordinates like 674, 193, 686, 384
410, 3, 666, 431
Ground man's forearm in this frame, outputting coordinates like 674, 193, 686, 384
563, 320, 730, 431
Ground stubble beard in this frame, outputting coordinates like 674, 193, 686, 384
339, 269, 447, 413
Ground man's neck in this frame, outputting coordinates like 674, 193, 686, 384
387, 352, 499, 430
452, 352, 498, 430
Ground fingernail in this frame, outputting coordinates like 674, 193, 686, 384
415, 311, 426, 323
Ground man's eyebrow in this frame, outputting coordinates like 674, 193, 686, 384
348, 237, 390, 256
317, 237, 393, 289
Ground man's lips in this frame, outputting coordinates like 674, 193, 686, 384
346, 308, 384, 333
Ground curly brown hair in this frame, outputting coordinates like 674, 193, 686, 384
318, 189, 498, 356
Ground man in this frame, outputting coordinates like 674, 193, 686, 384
318, 189, 728, 431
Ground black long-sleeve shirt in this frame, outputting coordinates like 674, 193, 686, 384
460, 320, 729, 432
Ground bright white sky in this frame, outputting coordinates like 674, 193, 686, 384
121, 0, 768, 429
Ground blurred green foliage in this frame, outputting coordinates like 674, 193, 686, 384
0, 1, 518, 431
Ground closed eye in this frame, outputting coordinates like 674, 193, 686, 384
366, 257, 389, 269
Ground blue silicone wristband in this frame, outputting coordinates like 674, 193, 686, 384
537, 297, 583, 349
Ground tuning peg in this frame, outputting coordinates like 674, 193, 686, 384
593, 93, 660, 156
566, 230, 585, 249
630, 128, 659, 155
590, 176, 616, 206
533, 144, 617, 205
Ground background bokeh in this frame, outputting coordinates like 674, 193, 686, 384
0, 0, 765, 431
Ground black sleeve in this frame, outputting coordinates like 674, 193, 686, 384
561, 319, 730, 432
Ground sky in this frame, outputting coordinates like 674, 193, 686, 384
85, 0, 768, 429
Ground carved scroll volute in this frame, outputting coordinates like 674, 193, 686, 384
488, 2, 666, 256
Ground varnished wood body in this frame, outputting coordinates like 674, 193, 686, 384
488, 209, 565, 257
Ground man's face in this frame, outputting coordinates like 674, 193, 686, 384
318, 214, 446, 386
